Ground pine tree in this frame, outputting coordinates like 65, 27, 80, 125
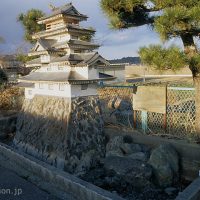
101, 0, 200, 135
17, 9, 45, 43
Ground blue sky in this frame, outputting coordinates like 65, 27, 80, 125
0, 0, 182, 59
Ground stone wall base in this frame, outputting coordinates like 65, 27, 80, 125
14, 95, 105, 175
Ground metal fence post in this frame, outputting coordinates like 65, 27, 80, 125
164, 86, 167, 132
133, 110, 137, 129
141, 110, 148, 134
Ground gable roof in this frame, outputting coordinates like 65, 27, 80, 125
33, 39, 56, 52
77, 52, 110, 67
38, 3, 87, 23
50, 52, 110, 67
18, 71, 115, 84
68, 40, 99, 49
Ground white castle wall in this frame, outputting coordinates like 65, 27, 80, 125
37, 65, 71, 72
71, 84, 97, 97
25, 83, 97, 99
46, 33, 71, 42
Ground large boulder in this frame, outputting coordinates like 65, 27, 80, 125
107, 97, 133, 127
149, 144, 179, 187
106, 136, 124, 152
106, 136, 124, 157
104, 156, 152, 187
106, 136, 150, 158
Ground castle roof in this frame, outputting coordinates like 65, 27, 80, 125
26, 52, 110, 68
29, 38, 99, 57
32, 24, 95, 39
26, 57, 42, 67
18, 71, 114, 84
38, 3, 87, 24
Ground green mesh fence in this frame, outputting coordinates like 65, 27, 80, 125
98, 85, 196, 140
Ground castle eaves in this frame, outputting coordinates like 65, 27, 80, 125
38, 3, 87, 24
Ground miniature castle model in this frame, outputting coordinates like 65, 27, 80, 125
18, 3, 114, 99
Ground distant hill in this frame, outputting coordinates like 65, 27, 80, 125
109, 57, 141, 65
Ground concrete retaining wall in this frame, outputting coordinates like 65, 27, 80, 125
0, 142, 124, 200
176, 178, 200, 200
105, 128, 200, 181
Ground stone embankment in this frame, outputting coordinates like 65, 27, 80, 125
14, 95, 105, 175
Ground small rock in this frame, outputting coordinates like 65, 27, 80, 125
0, 132, 8, 140
121, 143, 142, 155
106, 136, 124, 152
164, 187, 177, 195
128, 152, 148, 162
104, 156, 152, 187
106, 149, 124, 157
123, 135, 133, 144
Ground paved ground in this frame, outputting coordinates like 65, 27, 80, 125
0, 166, 60, 200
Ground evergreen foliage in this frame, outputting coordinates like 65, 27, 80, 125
17, 9, 45, 43
101, 0, 200, 74
0, 69, 8, 84
101, 0, 200, 134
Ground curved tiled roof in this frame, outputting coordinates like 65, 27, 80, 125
19, 71, 115, 83
38, 3, 87, 22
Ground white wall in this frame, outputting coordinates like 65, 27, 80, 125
41, 55, 50, 63
74, 67, 89, 79
71, 84, 97, 97
35, 83, 71, 97
25, 83, 98, 99
25, 88, 35, 99
99, 67, 125, 83
25, 83, 72, 99
46, 33, 70, 42
37, 65, 71, 72
89, 68, 98, 79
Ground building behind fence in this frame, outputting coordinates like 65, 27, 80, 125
98, 85, 196, 140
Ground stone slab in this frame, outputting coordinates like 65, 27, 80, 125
133, 86, 167, 114
176, 177, 200, 200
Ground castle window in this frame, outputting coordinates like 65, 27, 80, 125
58, 66, 64, 70
59, 84, 65, 91
48, 84, 54, 90
81, 84, 88, 90
28, 90, 32, 95
71, 35, 78, 40
47, 67, 52, 71
74, 50, 82, 53
46, 24, 51, 30
39, 83, 44, 89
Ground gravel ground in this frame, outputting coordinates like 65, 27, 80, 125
80, 165, 189, 200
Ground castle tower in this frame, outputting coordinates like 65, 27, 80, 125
18, 3, 114, 99
15, 3, 112, 174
